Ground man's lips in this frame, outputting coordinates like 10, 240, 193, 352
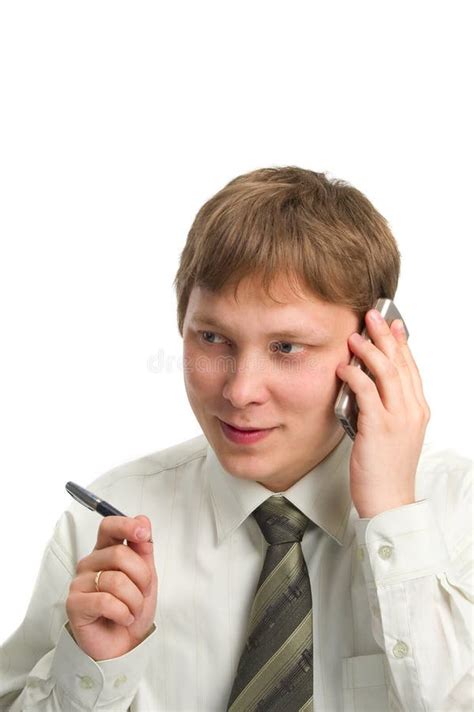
219, 419, 275, 432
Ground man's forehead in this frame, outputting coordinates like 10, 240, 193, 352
186, 282, 356, 339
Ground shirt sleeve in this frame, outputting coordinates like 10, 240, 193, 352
353, 466, 473, 712
49, 621, 157, 711
0, 514, 158, 712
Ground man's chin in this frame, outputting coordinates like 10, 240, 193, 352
211, 445, 275, 481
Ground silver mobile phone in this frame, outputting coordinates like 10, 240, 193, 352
334, 298, 409, 440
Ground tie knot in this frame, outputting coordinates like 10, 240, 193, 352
252, 496, 310, 545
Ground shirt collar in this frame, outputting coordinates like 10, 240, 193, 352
206, 433, 353, 547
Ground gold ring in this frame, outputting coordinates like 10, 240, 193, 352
94, 570, 104, 593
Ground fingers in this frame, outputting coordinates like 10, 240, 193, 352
66, 589, 136, 629
336, 359, 385, 419
127, 515, 156, 562
70, 567, 145, 621
94, 515, 153, 550
391, 318, 431, 414
338, 308, 431, 430
347, 330, 406, 414
346, 309, 423, 414
69, 515, 156, 630
76, 543, 153, 599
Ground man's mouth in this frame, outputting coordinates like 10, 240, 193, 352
220, 419, 274, 432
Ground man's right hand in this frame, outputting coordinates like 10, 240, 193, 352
66, 514, 157, 661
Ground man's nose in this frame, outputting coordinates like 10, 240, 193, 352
222, 355, 269, 407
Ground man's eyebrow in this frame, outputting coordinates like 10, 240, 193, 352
190, 313, 329, 340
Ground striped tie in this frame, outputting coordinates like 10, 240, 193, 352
226, 495, 313, 712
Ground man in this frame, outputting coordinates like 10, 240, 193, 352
1, 167, 472, 711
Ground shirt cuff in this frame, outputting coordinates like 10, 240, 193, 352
51, 620, 157, 710
353, 499, 450, 586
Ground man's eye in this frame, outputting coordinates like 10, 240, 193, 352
200, 331, 227, 344
270, 342, 304, 356
199, 332, 304, 356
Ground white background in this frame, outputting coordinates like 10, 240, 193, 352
0, 2, 471, 643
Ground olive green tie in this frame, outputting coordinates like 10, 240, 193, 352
226, 495, 313, 712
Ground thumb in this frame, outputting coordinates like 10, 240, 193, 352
128, 514, 155, 561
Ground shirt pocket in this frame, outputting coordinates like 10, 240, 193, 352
342, 653, 390, 712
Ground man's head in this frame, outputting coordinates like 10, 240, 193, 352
174, 166, 400, 491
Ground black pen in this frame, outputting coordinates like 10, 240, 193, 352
66, 481, 126, 516
65, 481, 154, 543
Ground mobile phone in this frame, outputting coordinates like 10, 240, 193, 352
334, 298, 409, 440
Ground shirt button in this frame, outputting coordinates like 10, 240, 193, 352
357, 546, 365, 561
79, 675, 95, 689
114, 674, 128, 688
392, 641, 409, 658
378, 545, 393, 560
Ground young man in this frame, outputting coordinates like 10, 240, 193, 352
0, 167, 471, 711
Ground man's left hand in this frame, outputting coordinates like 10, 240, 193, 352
336, 309, 431, 519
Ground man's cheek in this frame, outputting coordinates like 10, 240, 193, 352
300, 359, 333, 388
283, 366, 333, 408
302, 361, 341, 409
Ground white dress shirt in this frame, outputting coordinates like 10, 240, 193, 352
0, 433, 472, 711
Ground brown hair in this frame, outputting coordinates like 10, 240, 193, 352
173, 166, 400, 335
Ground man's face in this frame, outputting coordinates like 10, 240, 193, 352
182, 273, 359, 492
